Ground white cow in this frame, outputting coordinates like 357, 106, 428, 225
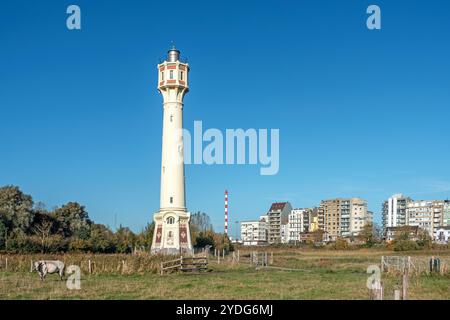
33, 260, 65, 281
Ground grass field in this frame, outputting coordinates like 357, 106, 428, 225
1, 249, 449, 300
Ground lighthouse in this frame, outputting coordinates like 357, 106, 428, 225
151, 46, 193, 254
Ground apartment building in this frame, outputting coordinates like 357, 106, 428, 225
287, 209, 305, 243
287, 208, 321, 243
367, 211, 374, 225
406, 200, 444, 238
382, 194, 412, 232
317, 206, 325, 231
443, 201, 450, 227
240, 215, 268, 246
435, 226, 450, 243
267, 202, 292, 244
304, 208, 319, 232
281, 224, 288, 244
350, 199, 370, 235
319, 198, 369, 240
309, 214, 319, 232
319, 199, 340, 241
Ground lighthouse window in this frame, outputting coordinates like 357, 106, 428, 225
161, 71, 164, 81
180, 71, 184, 80
170, 197, 173, 204
166, 216, 175, 224
170, 70, 174, 79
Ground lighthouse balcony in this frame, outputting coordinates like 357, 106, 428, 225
158, 79, 189, 90
158, 60, 189, 90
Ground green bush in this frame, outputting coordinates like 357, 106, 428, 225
393, 240, 420, 251
330, 238, 349, 250
69, 238, 92, 253
7, 234, 40, 253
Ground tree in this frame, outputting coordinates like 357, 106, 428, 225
90, 224, 115, 253
69, 238, 92, 252
33, 219, 53, 253
212, 232, 234, 252
373, 223, 383, 242
0, 186, 34, 234
194, 230, 215, 248
331, 237, 349, 250
417, 228, 432, 248
358, 223, 375, 247
394, 240, 419, 251
0, 220, 6, 250
397, 226, 412, 241
54, 202, 91, 238
114, 225, 135, 253
190, 212, 213, 233
31, 205, 58, 253
135, 222, 154, 250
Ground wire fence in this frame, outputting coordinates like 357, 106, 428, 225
381, 255, 450, 275
0, 253, 172, 275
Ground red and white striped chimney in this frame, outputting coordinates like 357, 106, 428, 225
224, 190, 228, 235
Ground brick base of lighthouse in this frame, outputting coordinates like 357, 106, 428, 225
151, 209, 193, 254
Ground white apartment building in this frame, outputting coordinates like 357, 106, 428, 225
340, 199, 351, 237
240, 216, 268, 246
382, 194, 411, 233
435, 226, 450, 243
287, 209, 305, 243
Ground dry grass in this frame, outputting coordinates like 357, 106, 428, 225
0, 248, 449, 300
0, 253, 172, 274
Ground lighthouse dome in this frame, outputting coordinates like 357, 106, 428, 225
167, 45, 180, 62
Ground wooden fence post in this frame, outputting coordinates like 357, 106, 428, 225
371, 280, 383, 300
30, 260, 33, 273
402, 270, 408, 300
88, 259, 92, 274
379, 281, 384, 300
160, 262, 164, 275
407, 256, 411, 274
394, 290, 401, 300
270, 252, 273, 265
237, 250, 240, 263
5, 258, 8, 271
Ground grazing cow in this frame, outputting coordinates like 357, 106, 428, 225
33, 260, 65, 281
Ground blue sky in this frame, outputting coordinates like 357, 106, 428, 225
1, 0, 449, 233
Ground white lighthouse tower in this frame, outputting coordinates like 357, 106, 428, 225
151, 46, 193, 254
